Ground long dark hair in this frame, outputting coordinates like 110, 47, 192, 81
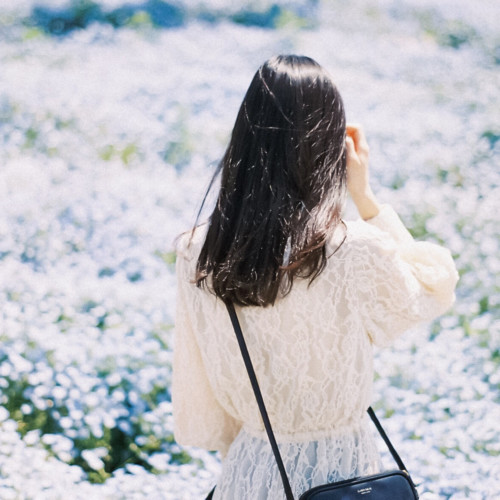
195, 55, 347, 307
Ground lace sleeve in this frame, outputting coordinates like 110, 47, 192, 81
172, 238, 242, 456
355, 205, 459, 347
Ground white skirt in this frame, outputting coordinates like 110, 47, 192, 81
212, 420, 382, 500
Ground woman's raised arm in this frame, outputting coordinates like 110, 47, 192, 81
345, 123, 381, 221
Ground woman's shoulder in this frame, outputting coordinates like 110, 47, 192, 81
334, 218, 390, 254
324, 216, 402, 269
340, 205, 411, 252
175, 224, 207, 262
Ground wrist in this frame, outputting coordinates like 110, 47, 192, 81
351, 188, 381, 220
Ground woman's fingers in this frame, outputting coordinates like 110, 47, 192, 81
345, 127, 370, 196
346, 123, 369, 157
346, 123, 361, 133
346, 123, 363, 138
345, 135, 356, 154
345, 124, 380, 219
345, 136, 359, 167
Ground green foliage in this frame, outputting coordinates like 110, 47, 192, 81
22, 27, 45, 40
478, 296, 489, 315
127, 11, 154, 29
231, 5, 313, 30
418, 9, 478, 49
99, 144, 115, 162
162, 140, 193, 168
25, 1, 316, 35
231, 5, 282, 29
121, 143, 139, 165
71, 424, 161, 483
439, 21, 477, 49
3, 373, 62, 438
390, 173, 408, 190
407, 211, 433, 239
99, 142, 140, 165
2, 377, 177, 483
156, 250, 176, 269
162, 109, 194, 168
275, 8, 314, 29
384, 407, 395, 418
23, 127, 39, 149
431, 160, 467, 188
481, 130, 500, 149
28, 0, 185, 35
491, 349, 500, 365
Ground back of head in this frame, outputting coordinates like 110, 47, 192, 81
196, 55, 347, 306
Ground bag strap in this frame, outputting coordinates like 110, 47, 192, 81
226, 302, 295, 500
366, 407, 408, 472
226, 302, 410, 499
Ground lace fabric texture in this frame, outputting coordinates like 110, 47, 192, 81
214, 422, 381, 500
172, 205, 459, 499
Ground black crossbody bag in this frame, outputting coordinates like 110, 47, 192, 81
206, 303, 420, 499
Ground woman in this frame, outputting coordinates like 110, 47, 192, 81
172, 55, 458, 499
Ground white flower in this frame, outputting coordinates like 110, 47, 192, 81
81, 450, 105, 471
0, 407, 10, 422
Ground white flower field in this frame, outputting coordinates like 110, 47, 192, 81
0, 0, 499, 498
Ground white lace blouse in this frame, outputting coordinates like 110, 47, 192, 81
172, 205, 458, 499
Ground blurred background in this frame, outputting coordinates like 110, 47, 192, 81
0, 0, 499, 498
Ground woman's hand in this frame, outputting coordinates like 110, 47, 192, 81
345, 124, 381, 220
